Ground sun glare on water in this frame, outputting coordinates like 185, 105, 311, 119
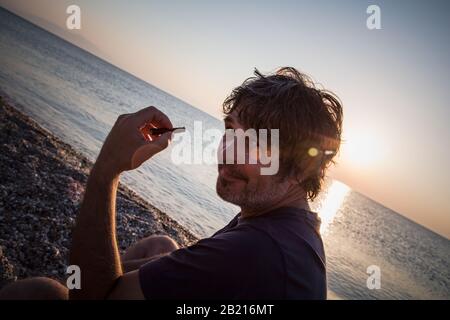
317, 180, 350, 234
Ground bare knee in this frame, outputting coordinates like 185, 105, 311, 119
136, 235, 179, 258
122, 234, 179, 260
149, 235, 179, 253
0, 277, 68, 300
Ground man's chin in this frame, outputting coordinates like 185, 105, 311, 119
216, 177, 245, 204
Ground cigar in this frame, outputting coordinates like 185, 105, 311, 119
148, 127, 186, 135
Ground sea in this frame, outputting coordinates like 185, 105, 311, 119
0, 7, 448, 299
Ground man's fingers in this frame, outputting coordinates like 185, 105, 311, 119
133, 106, 173, 129
140, 131, 172, 149
131, 132, 172, 168
152, 132, 172, 149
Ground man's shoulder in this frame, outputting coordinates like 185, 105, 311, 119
209, 222, 283, 257
211, 207, 325, 264
238, 207, 322, 239
236, 207, 326, 267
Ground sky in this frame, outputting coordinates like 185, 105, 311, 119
1, 0, 449, 238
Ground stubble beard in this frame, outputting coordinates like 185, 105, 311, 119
216, 175, 290, 212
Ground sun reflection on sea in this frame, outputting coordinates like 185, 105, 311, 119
313, 180, 350, 235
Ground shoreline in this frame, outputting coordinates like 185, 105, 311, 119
0, 96, 197, 288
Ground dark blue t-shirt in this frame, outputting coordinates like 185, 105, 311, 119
139, 206, 327, 299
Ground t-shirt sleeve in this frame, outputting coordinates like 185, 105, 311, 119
138, 225, 283, 299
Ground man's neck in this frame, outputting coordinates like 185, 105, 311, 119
240, 194, 310, 219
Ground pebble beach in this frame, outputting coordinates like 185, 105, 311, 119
0, 96, 197, 289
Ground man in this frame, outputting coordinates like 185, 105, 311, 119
0, 67, 342, 300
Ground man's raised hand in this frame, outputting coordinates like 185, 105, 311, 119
96, 106, 173, 176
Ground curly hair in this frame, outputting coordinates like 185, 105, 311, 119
223, 67, 343, 200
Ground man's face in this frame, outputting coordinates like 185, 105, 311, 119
216, 111, 291, 211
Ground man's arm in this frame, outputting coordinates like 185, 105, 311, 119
69, 106, 173, 300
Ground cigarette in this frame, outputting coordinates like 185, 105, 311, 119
148, 127, 186, 135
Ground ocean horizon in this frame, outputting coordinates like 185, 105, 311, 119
0, 7, 448, 299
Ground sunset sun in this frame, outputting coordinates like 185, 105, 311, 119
341, 132, 383, 168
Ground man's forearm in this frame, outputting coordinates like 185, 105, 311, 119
69, 162, 122, 300
67, 106, 173, 299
